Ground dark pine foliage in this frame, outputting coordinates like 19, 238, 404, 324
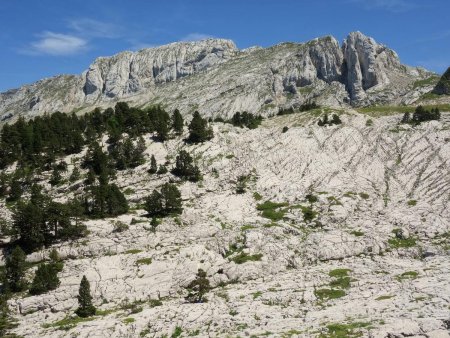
318, 113, 342, 126
230, 112, 263, 129
188, 111, 213, 143
29, 263, 61, 295
401, 106, 440, 124
76, 276, 96, 318
144, 183, 182, 217
172, 150, 202, 182
185, 269, 210, 303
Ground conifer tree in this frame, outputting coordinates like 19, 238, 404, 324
188, 111, 213, 143
148, 155, 157, 174
76, 275, 96, 317
172, 109, 184, 135
172, 150, 202, 182
29, 263, 60, 295
49, 166, 62, 186
5, 246, 27, 292
7, 179, 22, 202
185, 269, 210, 303
69, 166, 81, 183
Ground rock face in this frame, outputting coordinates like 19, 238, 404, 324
343, 31, 400, 101
0, 32, 436, 123
433, 67, 450, 95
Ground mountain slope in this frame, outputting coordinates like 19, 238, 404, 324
2, 110, 449, 337
0, 32, 435, 123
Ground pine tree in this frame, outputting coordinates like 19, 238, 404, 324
7, 179, 22, 202
148, 155, 157, 174
49, 166, 62, 186
160, 183, 183, 215
172, 150, 202, 182
69, 166, 81, 183
76, 275, 96, 317
185, 269, 210, 303
188, 111, 213, 143
172, 109, 184, 135
5, 246, 27, 292
130, 136, 146, 168
29, 263, 60, 295
401, 112, 410, 124
145, 190, 163, 217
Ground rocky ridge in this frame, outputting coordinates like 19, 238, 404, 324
0, 32, 435, 122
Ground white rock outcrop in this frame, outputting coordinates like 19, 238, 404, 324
0, 32, 435, 123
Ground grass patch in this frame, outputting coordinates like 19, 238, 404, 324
320, 322, 372, 338
388, 237, 416, 248
407, 199, 417, 206
396, 271, 419, 281
329, 269, 351, 278
350, 230, 364, 237
314, 288, 346, 300
257, 200, 289, 221
252, 291, 263, 299
125, 249, 143, 254
230, 252, 263, 264
42, 316, 95, 330
123, 317, 135, 324
253, 192, 263, 201
241, 225, 256, 231
375, 295, 394, 301
171, 326, 183, 338
359, 192, 369, 200
136, 258, 152, 265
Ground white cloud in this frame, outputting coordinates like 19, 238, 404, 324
68, 18, 122, 39
349, 0, 416, 12
23, 32, 87, 56
181, 33, 213, 42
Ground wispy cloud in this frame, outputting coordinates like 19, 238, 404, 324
349, 0, 417, 12
67, 18, 122, 39
21, 32, 87, 56
181, 33, 213, 42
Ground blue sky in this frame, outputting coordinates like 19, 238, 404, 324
0, 0, 449, 92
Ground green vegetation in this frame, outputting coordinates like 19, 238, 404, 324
256, 200, 289, 221
314, 288, 346, 300
171, 326, 183, 338
188, 111, 213, 143
253, 192, 263, 201
125, 249, 143, 254
400, 106, 440, 124
4, 246, 27, 292
172, 150, 202, 182
230, 252, 263, 264
320, 322, 372, 338
76, 276, 96, 318
136, 258, 152, 265
185, 269, 210, 303
357, 103, 450, 117
278, 101, 319, 115
144, 183, 183, 218
123, 317, 135, 324
388, 237, 416, 248
318, 113, 342, 126
375, 295, 394, 301
396, 271, 419, 281
350, 230, 364, 237
229, 111, 263, 129
328, 269, 351, 289
29, 263, 61, 295
359, 192, 369, 200
407, 199, 417, 206
172, 109, 184, 135
42, 316, 95, 330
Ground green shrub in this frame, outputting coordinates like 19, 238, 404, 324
230, 252, 263, 264
314, 288, 345, 300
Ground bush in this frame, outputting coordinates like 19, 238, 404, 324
4, 246, 27, 292
230, 112, 263, 129
282, 126, 289, 133
318, 113, 341, 126
112, 221, 129, 233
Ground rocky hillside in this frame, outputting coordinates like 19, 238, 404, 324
0, 32, 436, 123
0, 105, 449, 337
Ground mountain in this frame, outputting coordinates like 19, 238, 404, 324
0, 32, 435, 123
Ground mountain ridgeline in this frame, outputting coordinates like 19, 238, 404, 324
0, 32, 437, 123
